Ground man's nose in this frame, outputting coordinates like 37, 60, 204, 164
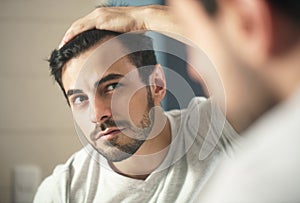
90, 97, 112, 123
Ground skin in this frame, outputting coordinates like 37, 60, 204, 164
62, 40, 171, 179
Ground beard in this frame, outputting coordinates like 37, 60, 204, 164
89, 86, 155, 162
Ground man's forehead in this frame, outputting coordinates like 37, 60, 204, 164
87, 39, 131, 69
64, 35, 126, 67
80, 55, 136, 77
61, 36, 142, 92
63, 56, 139, 91
63, 44, 131, 76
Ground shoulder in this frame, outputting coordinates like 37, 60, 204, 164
51, 146, 95, 178
165, 97, 208, 122
167, 97, 239, 157
33, 146, 97, 202
166, 97, 217, 132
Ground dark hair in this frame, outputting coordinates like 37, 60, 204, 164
267, 0, 300, 25
200, 0, 218, 16
200, 0, 300, 24
48, 29, 157, 103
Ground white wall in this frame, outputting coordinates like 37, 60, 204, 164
0, 0, 95, 202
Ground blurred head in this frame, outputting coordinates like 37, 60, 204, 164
169, 0, 300, 132
48, 29, 166, 162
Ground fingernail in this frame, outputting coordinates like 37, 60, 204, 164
58, 41, 64, 49
58, 34, 69, 49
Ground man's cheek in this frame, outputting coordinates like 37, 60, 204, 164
73, 111, 93, 137
111, 90, 132, 120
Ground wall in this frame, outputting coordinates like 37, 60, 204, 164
0, 0, 94, 202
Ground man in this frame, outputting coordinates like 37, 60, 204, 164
34, 29, 238, 202
59, 0, 300, 202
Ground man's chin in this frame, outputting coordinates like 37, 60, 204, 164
99, 149, 134, 162
91, 136, 146, 162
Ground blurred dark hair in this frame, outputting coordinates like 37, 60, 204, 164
268, 0, 300, 25
200, 0, 218, 16
48, 29, 157, 104
200, 0, 300, 24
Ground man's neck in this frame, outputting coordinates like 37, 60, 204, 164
109, 113, 172, 180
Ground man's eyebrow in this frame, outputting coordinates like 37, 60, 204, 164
66, 74, 123, 97
66, 89, 83, 97
94, 73, 124, 88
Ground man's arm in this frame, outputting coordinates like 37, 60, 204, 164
59, 5, 184, 48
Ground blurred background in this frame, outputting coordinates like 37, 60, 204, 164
0, 0, 203, 202
0, 1, 95, 202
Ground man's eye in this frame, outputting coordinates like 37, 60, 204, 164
106, 83, 121, 92
71, 95, 88, 105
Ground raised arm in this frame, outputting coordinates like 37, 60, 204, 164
59, 5, 182, 48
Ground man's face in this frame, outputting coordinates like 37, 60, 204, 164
169, 0, 278, 131
62, 44, 155, 162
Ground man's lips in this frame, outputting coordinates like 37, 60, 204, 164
94, 127, 125, 141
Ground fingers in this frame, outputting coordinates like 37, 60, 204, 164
59, 17, 94, 49
58, 5, 170, 49
59, 24, 92, 48
59, 8, 103, 48
58, 7, 140, 49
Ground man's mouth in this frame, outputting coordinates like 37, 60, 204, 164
94, 127, 125, 141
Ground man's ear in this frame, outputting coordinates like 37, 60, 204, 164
149, 64, 166, 104
217, 0, 273, 67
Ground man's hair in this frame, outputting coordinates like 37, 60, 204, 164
48, 29, 157, 103
200, 0, 300, 24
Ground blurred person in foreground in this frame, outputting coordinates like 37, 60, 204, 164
59, 0, 300, 202
34, 29, 238, 202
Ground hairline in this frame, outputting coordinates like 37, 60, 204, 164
61, 35, 156, 103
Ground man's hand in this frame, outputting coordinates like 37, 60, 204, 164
59, 5, 179, 48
